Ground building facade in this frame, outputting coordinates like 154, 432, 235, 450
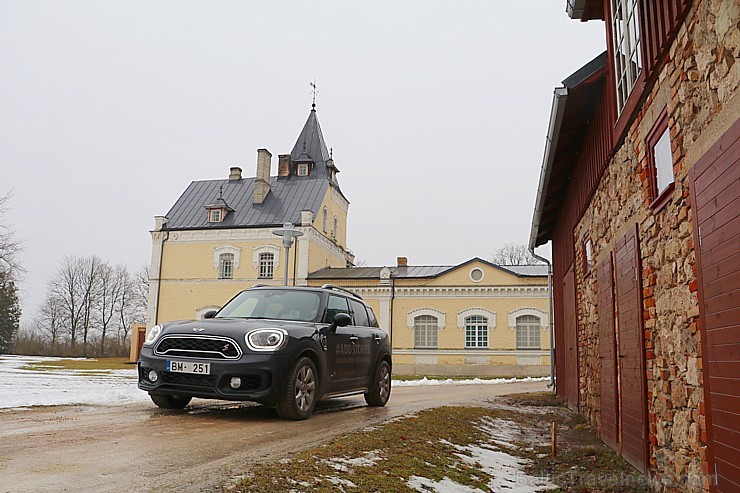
147, 107, 354, 326
309, 257, 550, 377
530, 1, 738, 491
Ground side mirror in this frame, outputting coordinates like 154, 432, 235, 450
330, 312, 352, 332
203, 310, 218, 319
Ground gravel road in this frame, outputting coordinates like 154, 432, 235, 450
0, 380, 547, 492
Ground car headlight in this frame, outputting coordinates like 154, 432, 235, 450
246, 328, 287, 351
144, 325, 163, 346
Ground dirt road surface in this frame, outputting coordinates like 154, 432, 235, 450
0, 380, 547, 492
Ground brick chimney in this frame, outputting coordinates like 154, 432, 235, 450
397, 257, 408, 267
229, 166, 242, 180
253, 149, 272, 204
278, 154, 291, 177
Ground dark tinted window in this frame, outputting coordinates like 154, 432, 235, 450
349, 299, 370, 327
366, 307, 379, 328
325, 295, 350, 324
216, 289, 321, 322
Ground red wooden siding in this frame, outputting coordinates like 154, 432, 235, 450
639, 0, 692, 76
561, 264, 580, 410
615, 225, 648, 473
690, 118, 740, 493
598, 254, 620, 450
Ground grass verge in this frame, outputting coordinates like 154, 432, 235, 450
225, 392, 651, 493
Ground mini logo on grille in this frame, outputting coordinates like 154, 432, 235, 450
193, 327, 206, 332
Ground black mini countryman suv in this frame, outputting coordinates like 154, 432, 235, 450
138, 285, 392, 419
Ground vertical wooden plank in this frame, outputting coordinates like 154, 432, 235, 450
599, 254, 620, 450
691, 117, 740, 493
615, 224, 648, 473
563, 264, 580, 411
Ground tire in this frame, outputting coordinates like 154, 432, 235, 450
364, 360, 391, 407
150, 393, 192, 409
276, 357, 318, 420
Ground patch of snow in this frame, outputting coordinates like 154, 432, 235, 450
408, 475, 483, 492
326, 476, 357, 488
393, 376, 549, 387
324, 450, 384, 473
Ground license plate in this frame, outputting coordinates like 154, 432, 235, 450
166, 360, 211, 375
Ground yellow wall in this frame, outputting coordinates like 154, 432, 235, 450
314, 188, 348, 249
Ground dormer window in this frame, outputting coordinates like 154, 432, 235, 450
297, 163, 310, 176
209, 209, 223, 223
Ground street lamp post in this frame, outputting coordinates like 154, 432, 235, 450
272, 222, 304, 286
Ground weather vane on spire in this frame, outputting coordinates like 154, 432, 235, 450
310, 79, 318, 109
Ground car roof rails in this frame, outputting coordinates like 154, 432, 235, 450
251, 283, 269, 288
320, 284, 363, 300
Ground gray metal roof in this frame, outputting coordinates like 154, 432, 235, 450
163, 108, 341, 231
308, 261, 548, 280
164, 176, 328, 230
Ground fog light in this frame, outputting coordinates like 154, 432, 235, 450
148, 370, 159, 382
230, 376, 242, 389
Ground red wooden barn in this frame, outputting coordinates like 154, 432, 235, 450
530, 1, 739, 491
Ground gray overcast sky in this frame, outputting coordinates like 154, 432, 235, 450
1, 1, 605, 323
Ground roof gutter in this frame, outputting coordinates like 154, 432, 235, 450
529, 87, 569, 251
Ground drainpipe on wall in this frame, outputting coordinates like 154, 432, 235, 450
530, 248, 555, 391
389, 275, 395, 350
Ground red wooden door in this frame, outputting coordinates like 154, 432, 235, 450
598, 254, 620, 450
562, 264, 579, 410
615, 225, 648, 473
690, 118, 740, 493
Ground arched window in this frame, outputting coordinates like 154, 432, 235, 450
516, 315, 541, 350
322, 207, 328, 233
414, 315, 438, 349
464, 315, 488, 348
333, 216, 338, 239
258, 252, 274, 279
219, 253, 234, 279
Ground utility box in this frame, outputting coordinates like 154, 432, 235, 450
129, 324, 147, 363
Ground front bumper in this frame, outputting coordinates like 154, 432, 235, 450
138, 348, 290, 404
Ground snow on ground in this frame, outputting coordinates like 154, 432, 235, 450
0, 355, 548, 411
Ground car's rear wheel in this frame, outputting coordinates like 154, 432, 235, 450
364, 360, 391, 406
150, 393, 192, 409
276, 357, 318, 420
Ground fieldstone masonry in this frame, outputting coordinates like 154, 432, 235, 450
572, 1, 738, 492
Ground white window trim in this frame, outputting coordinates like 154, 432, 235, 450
407, 308, 446, 330
456, 308, 496, 331
252, 245, 280, 269
212, 245, 241, 270
469, 268, 485, 283
508, 308, 548, 331
195, 305, 221, 320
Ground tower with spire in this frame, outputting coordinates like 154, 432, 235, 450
147, 104, 353, 327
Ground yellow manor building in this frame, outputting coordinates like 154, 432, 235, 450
148, 106, 550, 376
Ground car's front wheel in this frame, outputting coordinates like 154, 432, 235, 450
276, 357, 318, 420
149, 393, 192, 409
364, 360, 391, 406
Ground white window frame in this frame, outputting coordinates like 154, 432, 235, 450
252, 245, 280, 272
516, 315, 542, 350
219, 253, 234, 279
297, 163, 309, 176
610, 0, 642, 113
464, 315, 489, 349
407, 308, 446, 330
456, 308, 496, 331
258, 252, 275, 279
653, 125, 674, 195
469, 267, 484, 282
208, 209, 222, 223
413, 315, 439, 349
508, 308, 548, 331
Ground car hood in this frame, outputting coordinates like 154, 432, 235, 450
160, 318, 319, 338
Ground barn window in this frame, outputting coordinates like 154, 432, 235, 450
610, 0, 642, 114
219, 253, 234, 279
647, 110, 674, 210
516, 315, 541, 350
414, 315, 438, 349
464, 316, 488, 348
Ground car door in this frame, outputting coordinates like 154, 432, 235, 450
323, 295, 357, 391
347, 298, 375, 387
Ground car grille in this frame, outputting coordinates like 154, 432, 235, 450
162, 372, 216, 387
154, 335, 242, 359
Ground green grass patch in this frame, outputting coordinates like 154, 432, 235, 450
23, 357, 131, 373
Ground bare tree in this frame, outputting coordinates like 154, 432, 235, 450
491, 243, 543, 266
97, 263, 125, 356
35, 294, 65, 350
0, 190, 23, 278
50, 256, 85, 350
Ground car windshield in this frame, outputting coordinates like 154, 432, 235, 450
215, 289, 321, 322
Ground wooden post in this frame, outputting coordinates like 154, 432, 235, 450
551, 421, 557, 458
